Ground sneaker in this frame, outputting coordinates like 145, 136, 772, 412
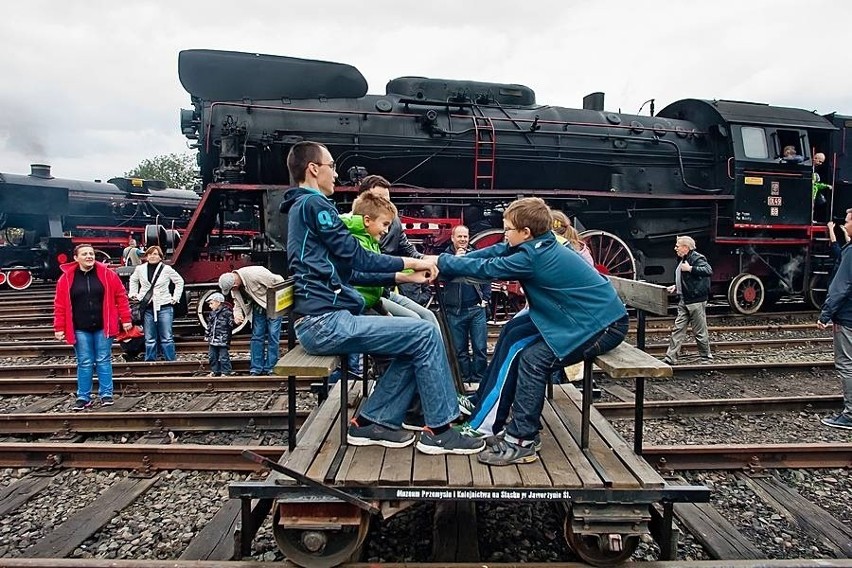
416, 427, 486, 455
452, 422, 485, 438
821, 414, 852, 430
457, 393, 475, 417
701, 354, 714, 360
347, 419, 415, 448
477, 436, 538, 466
72, 399, 92, 411
402, 411, 426, 431
662, 357, 675, 365
101, 396, 114, 407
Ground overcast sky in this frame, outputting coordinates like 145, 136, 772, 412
1, 0, 849, 181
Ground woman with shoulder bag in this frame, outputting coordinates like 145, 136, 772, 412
128, 246, 185, 361
53, 244, 132, 410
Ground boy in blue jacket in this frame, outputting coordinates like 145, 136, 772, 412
436, 197, 629, 465
280, 141, 484, 456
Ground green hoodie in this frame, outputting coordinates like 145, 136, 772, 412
340, 213, 384, 308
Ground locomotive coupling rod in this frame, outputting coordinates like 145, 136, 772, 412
241, 450, 380, 515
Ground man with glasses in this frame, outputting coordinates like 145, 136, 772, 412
280, 141, 485, 455
663, 236, 713, 365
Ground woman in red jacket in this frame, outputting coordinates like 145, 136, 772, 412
53, 244, 132, 410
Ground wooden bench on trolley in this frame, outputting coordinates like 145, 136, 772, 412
230, 276, 709, 567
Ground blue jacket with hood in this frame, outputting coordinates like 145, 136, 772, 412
437, 231, 626, 360
281, 186, 402, 316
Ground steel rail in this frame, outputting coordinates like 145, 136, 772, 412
643, 442, 852, 471
0, 442, 284, 471
596, 394, 842, 419
0, 410, 309, 434
0, 375, 316, 395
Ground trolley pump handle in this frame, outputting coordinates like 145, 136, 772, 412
241, 450, 380, 515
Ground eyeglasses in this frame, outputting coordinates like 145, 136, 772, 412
313, 161, 336, 171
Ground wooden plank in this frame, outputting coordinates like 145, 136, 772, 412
608, 276, 669, 316
652, 383, 698, 401
561, 385, 665, 488
412, 452, 447, 485
550, 389, 640, 489
740, 474, 852, 557
516, 454, 552, 487
344, 446, 385, 485
274, 346, 339, 377
540, 400, 602, 488
674, 501, 763, 559
469, 454, 493, 487
601, 384, 635, 402
23, 476, 160, 558
432, 501, 480, 562
446, 455, 473, 487
180, 499, 241, 560
306, 434, 343, 483
182, 395, 221, 411
13, 397, 64, 413
333, 446, 358, 485
536, 417, 583, 487
594, 342, 672, 379
488, 463, 523, 487
0, 475, 53, 517
379, 445, 414, 485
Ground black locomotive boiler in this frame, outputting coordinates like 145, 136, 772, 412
0, 164, 199, 288
178, 49, 851, 314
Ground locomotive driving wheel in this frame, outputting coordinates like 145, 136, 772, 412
564, 515, 640, 567
579, 230, 637, 279
807, 274, 828, 309
727, 273, 765, 315
273, 507, 370, 568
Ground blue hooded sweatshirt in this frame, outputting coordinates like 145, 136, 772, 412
280, 186, 402, 316
438, 231, 626, 360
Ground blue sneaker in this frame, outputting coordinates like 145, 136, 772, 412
821, 414, 852, 430
417, 427, 486, 455
347, 419, 415, 448
477, 435, 538, 465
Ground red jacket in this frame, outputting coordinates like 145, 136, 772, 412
53, 261, 132, 345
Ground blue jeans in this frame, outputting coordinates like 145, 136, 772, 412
74, 329, 114, 401
295, 310, 458, 428
251, 305, 282, 374
144, 305, 175, 361
505, 314, 629, 441
208, 345, 232, 375
446, 305, 488, 382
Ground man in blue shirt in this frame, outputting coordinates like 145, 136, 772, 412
280, 141, 484, 455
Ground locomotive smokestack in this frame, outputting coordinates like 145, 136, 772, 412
583, 92, 605, 112
29, 164, 53, 178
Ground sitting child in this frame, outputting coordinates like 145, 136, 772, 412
205, 292, 234, 376
437, 197, 629, 466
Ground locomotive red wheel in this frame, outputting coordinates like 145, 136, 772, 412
807, 274, 828, 309
727, 273, 765, 315
6, 268, 32, 290
469, 229, 524, 322
0, 272, 6, 286
196, 288, 250, 333
578, 230, 637, 279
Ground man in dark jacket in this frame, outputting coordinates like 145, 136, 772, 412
443, 225, 490, 382
663, 236, 713, 365
817, 208, 852, 430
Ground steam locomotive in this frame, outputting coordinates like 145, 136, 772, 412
0, 164, 199, 288
178, 49, 852, 314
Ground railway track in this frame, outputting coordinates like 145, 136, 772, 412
0, 374, 314, 395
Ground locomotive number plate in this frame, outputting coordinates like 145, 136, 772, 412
767, 196, 782, 206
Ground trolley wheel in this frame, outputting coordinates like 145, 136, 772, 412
807, 274, 828, 309
727, 273, 764, 315
196, 288, 250, 333
92, 249, 112, 264
6, 267, 33, 290
273, 508, 370, 568
579, 230, 637, 279
564, 517, 640, 567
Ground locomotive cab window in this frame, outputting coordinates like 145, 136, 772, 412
775, 129, 806, 161
741, 126, 769, 159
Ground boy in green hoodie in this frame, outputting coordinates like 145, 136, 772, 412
340, 192, 398, 313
